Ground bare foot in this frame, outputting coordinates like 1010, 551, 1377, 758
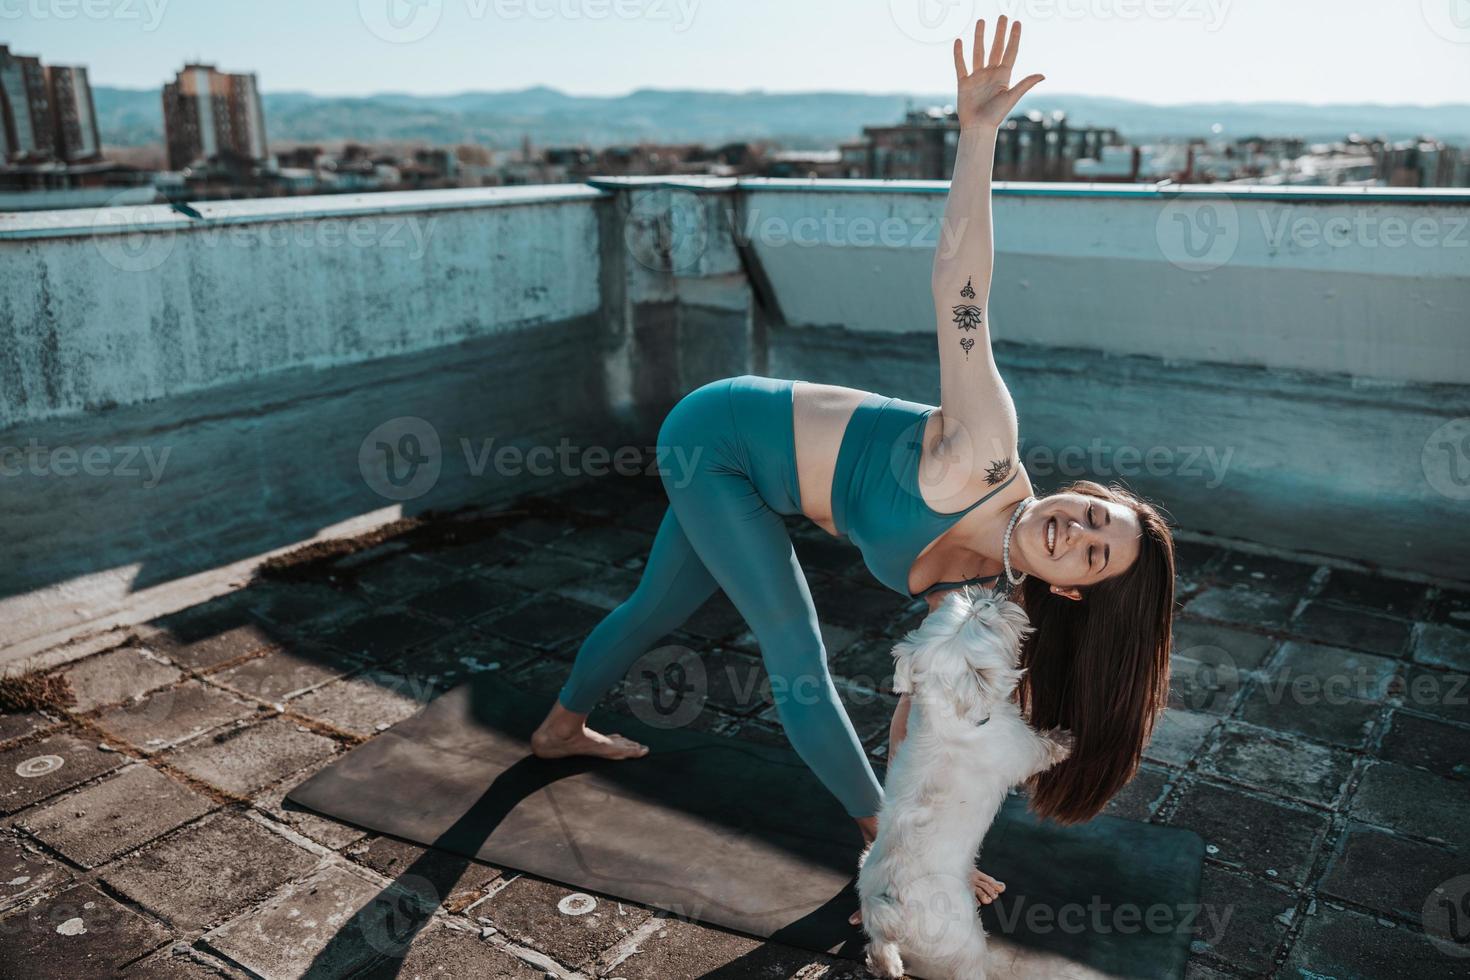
531, 720, 649, 761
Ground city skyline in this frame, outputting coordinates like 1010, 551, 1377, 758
5, 0, 1470, 107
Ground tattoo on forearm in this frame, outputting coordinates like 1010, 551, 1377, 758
985, 456, 1012, 485
953, 278, 982, 358
952, 305, 983, 330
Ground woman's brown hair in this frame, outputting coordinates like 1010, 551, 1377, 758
1016, 480, 1176, 824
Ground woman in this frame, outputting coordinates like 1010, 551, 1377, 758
532, 16, 1175, 909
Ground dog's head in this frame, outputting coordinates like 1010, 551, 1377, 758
891, 586, 1033, 724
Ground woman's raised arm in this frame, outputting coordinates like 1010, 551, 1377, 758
931, 16, 1044, 442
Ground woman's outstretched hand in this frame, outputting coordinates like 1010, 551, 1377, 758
954, 14, 1045, 131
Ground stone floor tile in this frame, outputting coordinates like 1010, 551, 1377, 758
103, 810, 318, 931
351, 555, 461, 600
348, 834, 502, 910
165, 717, 339, 798
94, 681, 256, 754
1412, 621, 1470, 672
1426, 586, 1470, 629
1189, 865, 1296, 976
1349, 762, 1468, 846
290, 672, 435, 738
502, 516, 573, 547
425, 532, 532, 571
681, 592, 750, 644
605, 914, 822, 979
388, 630, 538, 689
1376, 710, 1470, 780
1315, 569, 1432, 620
210, 646, 361, 703
1103, 765, 1174, 822
0, 882, 171, 978
1270, 640, 1400, 701
1201, 723, 1354, 806
200, 863, 390, 978
1168, 781, 1330, 885
545, 524, 651, 564
807, 577, 906, 632
61, 647, 183, 713
790, 531, 864, 578
1184, 587, 1298, 631
480, 550, 597, 591
353, 921, 544, 979
1319, 824, 1468, 923
142, 622, 280, 673
1395, 664, 1470, 726
121, 943, 243, 978
1283, 902, 1448, 977
1238, 675, 1381, 749
1290, 600, 1414, 658
1171, 617, 1277, 670
410, 576, 529, 625
1142, 709, 1217, 767
550, 566, 642, 612
1211, 551, 1319, 594
0, 733, 122, 815
322, 610, 445, 663
0, 710, 55, 746
243, 582, 373, 636
0, 833, 73, 913
480, 594, 607, 652
252, 760, 367, 852
17, 764, 214, 869
478, 875, 652, 970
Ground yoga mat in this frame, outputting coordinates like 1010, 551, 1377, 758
288, 674, 1203, 979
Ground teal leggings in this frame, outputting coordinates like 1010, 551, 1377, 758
557, 376, 885, 818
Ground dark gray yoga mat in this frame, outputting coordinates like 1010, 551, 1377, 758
287, 673, 1204, 979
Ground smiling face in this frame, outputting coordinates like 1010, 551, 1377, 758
1012, 491, 1142, 592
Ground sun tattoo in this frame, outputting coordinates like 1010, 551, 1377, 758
984, 456, 1012, 485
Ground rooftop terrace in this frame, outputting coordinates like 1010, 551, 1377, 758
1, 179, 1468, 977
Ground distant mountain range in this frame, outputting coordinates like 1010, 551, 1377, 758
92, 84, 1470, 151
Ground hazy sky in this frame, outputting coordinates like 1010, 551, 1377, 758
5, 0, 1469, 105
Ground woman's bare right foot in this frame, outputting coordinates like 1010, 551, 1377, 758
531, 702, 649, 761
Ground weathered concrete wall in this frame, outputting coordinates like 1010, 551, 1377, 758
0, 187, 608, 429
738, 180, 1470, 386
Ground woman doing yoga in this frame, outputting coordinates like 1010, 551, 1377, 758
532, 16, 1175, 908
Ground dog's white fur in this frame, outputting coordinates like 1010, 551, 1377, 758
856, 587, 1072, 980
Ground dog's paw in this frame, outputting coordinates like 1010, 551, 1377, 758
1043, 727, 1075, 764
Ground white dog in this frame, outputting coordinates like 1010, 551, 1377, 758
856, 587, 1072, 980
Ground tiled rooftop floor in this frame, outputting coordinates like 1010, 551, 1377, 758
1, 473, 1467, 978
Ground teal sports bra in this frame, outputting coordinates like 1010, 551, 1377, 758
829, 392, 1018, 599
